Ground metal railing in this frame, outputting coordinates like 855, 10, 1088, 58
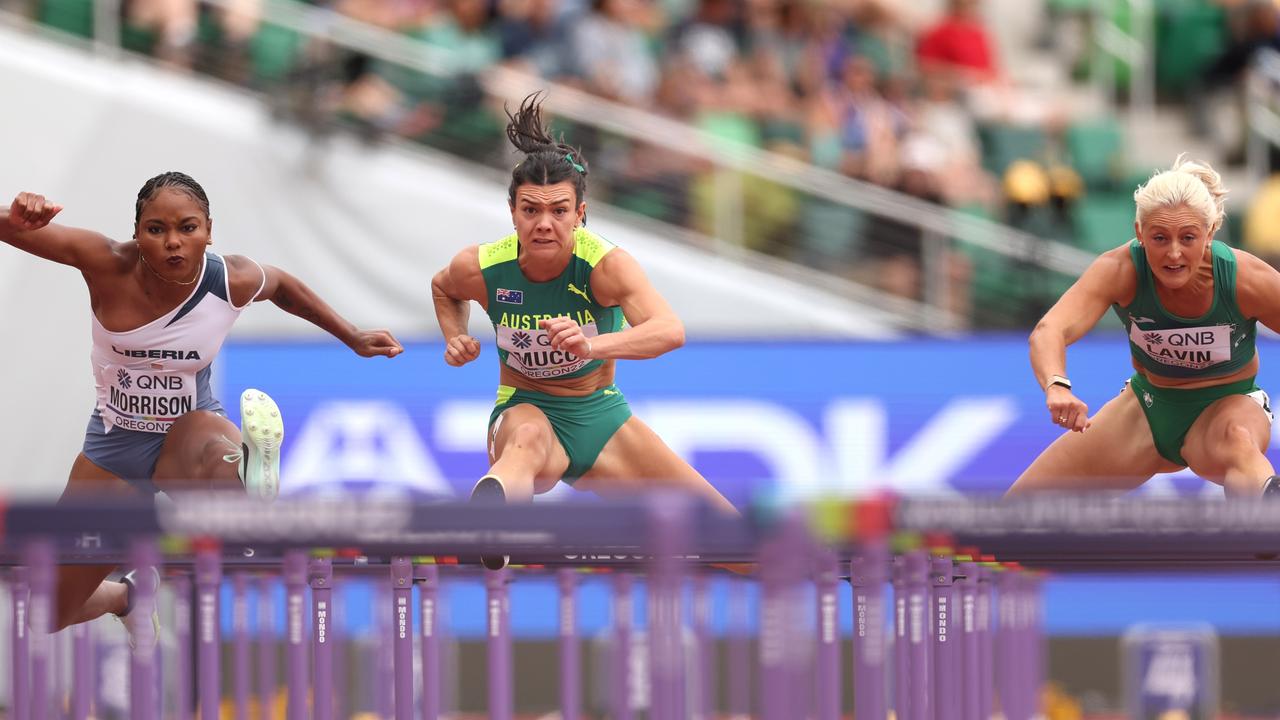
13, 0, 1101, 330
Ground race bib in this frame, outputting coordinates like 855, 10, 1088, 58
1130, 324, 1232, 371
102, 365, 197, 433
497, 322, 599, 379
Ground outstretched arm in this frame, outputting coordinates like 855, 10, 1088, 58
1029, 246, 1132, 431
544, 248, 684, 360
0, 193, 121, 274
226, 255, 402, 358
431, 246, 485, 367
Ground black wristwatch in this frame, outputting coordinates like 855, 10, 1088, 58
1046, 374, 1072, 391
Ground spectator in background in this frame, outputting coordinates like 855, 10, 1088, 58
915, 0, 998, 83
123, 0, 198, 66
899, 70, 996, 208
671, 0, 741, 81
829, 54, 905, 187
497, 0, 575, 78
570, 0, 662, 103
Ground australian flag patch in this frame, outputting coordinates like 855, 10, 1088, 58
496, 288, 524, 305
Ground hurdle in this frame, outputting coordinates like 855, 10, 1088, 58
13, 492, 1215, 719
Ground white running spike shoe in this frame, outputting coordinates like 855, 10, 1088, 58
239, 388, 284, 501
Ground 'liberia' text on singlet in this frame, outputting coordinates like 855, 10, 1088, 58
89, 252, 264, 433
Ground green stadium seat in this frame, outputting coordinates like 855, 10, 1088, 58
249, 23, 304, 84
980, 123, 1047, 176
1072, 193, 1135, 254
1065, 118, 1125, 190
1154, 0, 1225, 96
39, 0, 93, 39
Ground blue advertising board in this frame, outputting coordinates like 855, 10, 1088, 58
218, 336, 1280, 503
215, 338, 1280, 637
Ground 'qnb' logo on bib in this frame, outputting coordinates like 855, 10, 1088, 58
103, 364, 197, 434
1130, 324, 1231, 370
496, 322, 600, 379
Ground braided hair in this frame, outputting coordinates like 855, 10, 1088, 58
134, 172, 211, 224
505, 92, 589, 207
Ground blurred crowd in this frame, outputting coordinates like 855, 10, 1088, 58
16, 0, 1280, 326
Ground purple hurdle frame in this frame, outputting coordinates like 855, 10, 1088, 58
486, 568, 514, 720
12, 566, 31, 720
904, 549, 932, 720
932, 555, 959, 718
957, 559, 980, 720
194, 544, 222, 720
416, 563, 441, 720
70, 617, 93, 720
691, 573, 713, 720
232, 573, 251, 720
255, 575, 278, 718
648, 498, 690, 720
557, 568, 581, 720
310, 556, 335, 720
391, 557, 414, 720
850, 541, 888, 720
814, 550, 840, 720
610, 571, 635, 720
283, 550, 309, 720
26, 540, 54, 720
130, 538, 161, 720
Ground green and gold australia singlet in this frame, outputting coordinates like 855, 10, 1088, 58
479, 227, 632, 481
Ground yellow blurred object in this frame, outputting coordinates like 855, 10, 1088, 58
1048, 164, 1085, 200
1042, 682, 1082, 720
1245, 176, 1280, 255
1003, 160, 1052, 205
1156, 711, 1190, 720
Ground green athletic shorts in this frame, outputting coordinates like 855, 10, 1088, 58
1127, 373, 1272, 466
488, 384, 633, 483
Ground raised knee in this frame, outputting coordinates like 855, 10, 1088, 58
1222, 423, 1260, 450
508, 422, 552, 453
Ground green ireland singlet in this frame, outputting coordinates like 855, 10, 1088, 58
1112, 239, 1257, 380
479, 227, 625, 378
1110, 239, 1270, 467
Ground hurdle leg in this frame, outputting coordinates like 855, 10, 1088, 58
283, 550, 309, 720
814, 550, 840, 720
557, 568, 581, 720
976, 565, 993, 720
13, 567, 31, 720
232, 573, 251, 720
486, 568, 514, 720
726, 577, 751, 719
932, 556, 959, 719
70, 618, 92, 720
904, 550, 932, 720
415, 563, 441, 720
391, 557, 414, 720
610, 572, 634, 720
691, 573, 713, 720
995, 569, 1020, 720
255, 576, 278, 719
194, 544, 222, 720
647, 498, 689, 720
850, 542, 888, 720
958, 561, 980, 720
310, 557, 334, 720
26, 540, 55, 720
892, 557, 908, 720
129, 538, 161, 720
758, 517, 808, 720
171, 574, 192, 720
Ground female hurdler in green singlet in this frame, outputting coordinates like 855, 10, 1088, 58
431, 94, 734, 564
1010, 155, 1280, 497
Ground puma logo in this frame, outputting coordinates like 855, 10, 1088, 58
567, 283, 590, 302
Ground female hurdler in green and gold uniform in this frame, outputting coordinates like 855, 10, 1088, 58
431, 94, 734, 566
